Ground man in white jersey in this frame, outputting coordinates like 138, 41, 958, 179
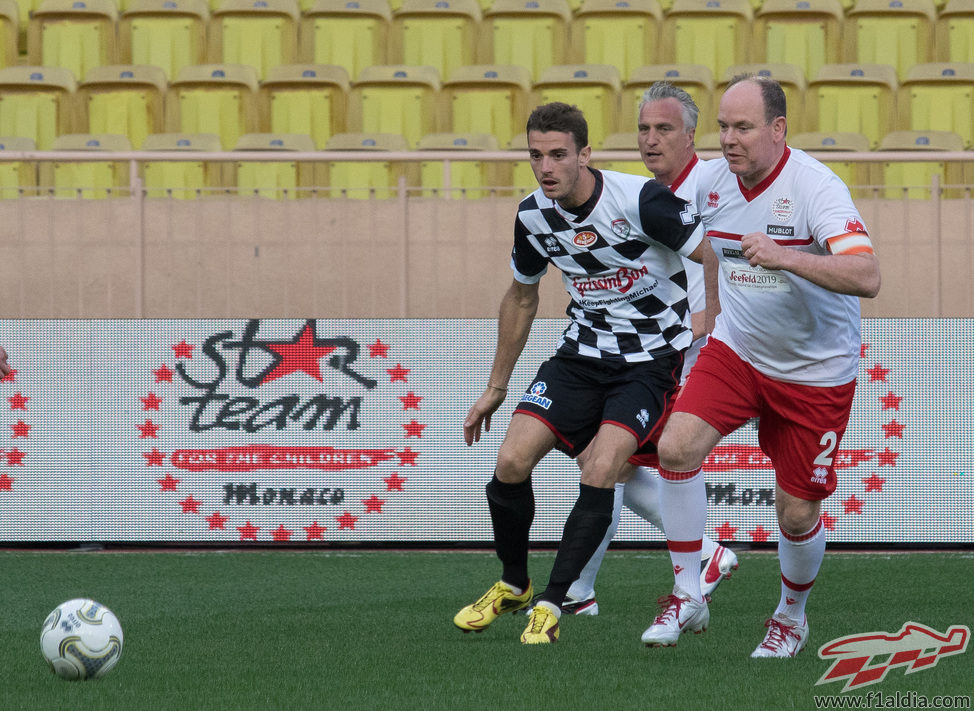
453, 102, 707, 644
644, 75, 881, 656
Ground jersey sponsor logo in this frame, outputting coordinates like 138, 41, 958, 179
772, 197, 795, 221
722, 248, 745, 259
767, 225, 795, 237
707, 191, 719, 208
573, 230, 598, 247
520, 381, 552, 410
611, 219, 631, 237
542, 235, 560, 253
845, 218, 867, 234
571, 265, 650, 296
811, 466, 829, 486
636, 408, 650, 428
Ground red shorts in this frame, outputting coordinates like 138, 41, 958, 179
674, 338, 857, 501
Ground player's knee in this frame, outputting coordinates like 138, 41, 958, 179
777, 498, 820, 536
494, 446, 532, 484
656, 426, 696, 472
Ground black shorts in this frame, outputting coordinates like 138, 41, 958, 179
513, 352, 683, 458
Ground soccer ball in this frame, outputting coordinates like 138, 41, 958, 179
40, 599, 124, 680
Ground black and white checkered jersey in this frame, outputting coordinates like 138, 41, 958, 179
512, 168, 702, 362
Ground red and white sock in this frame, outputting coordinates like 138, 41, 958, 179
775, 518, 825, 622
658, 467, 707, 602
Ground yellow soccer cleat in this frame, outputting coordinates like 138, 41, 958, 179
454, 580, 533, 633
520, 602, 560, 644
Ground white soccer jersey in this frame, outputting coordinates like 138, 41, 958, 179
670, 155, 705, 315
694, 147, 874, 385
512, 167, 702, 362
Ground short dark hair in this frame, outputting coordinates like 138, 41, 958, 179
526, 102, 588, 152
726, 74, 787, 125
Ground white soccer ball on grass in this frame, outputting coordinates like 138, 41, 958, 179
40, 598, 123, 680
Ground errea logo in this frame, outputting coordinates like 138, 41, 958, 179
811, 467, 829, 486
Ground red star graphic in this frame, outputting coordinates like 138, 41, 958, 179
143, 448, 166, 466
880, 391, 902, 410
862, 474, 886, 492
842, 495, 864, 515
363, 495, 385, 513
748, 526, 772, 543
866, 363, 890, 382
860, 344, 870, 358
0, 473, 13, 491
387, 364, 410, 382
153, 365, 174, 383
206, 511, 228, 530
157, 474, 181, 491
304, 521, 327, 540
0, 368, 16, 383
820, 512, 837, 530
6, 449, 25, 465
384, 473, 407, 491
138, 420, 160, 438
141, 393, 163, 410
399, 392, 422, 410
336, 511, 359, 530
262, 323, 338, 383
237, 521, 260, 540
271, 525, 294, 542
402, 420, 426, 438
368, 339, 390, 358
178, 496, 201, 514
172, 340, 194, 358
10, 421, 30, 438
395, 448, 419, 466
882, 419, 905, 439
714, 521, 738, 541
8, 393, 28, 410
874, 448, 900, 467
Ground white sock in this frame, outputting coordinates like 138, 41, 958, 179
536, 600, 561, 619
775, 518, 825, 622
621, 466, 663, 530
658, 467, 707, 602
568, 482, 623, 601
700, 536, 719, 559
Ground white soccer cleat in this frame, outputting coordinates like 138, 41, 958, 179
700, 545, 740, 601
641, 587, 709, 647
751, 614, 809, 658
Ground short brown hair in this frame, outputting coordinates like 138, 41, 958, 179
526, 102, 588, 152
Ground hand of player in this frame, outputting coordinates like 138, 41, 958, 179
741, 231, 789, 270
0, 346, 10, 377
463, 387, 508, 446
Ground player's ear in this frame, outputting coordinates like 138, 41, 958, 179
772, 116, 787, 142
578, 144, 592, 167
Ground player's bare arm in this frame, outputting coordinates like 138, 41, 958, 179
740, 231, 881, 298
463, 279, 540, 446
0, 345, 10, 377
703, 239, 721, 334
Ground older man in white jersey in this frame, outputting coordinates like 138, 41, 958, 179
643, 75, 881, 656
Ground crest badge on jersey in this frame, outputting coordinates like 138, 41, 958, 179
708, 191, 719, 208
772, 197, 795, 222
573, 231, 598, 248
610, 219, 630, 238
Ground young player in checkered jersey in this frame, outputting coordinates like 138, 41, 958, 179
645, 75, 881, 656
453, 102, 707, 644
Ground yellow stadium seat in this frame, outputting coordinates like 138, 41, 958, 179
752, 0, 844, 81
806, 63, 898, 148
168, 64, 260, 149
875, 129, 965, 197
898, 63, 974, 147
480, 0, 572, 80
78, 65, 168, 151
0, 0, 17, 70
531, 63, 621, 147
0, 66, 77, 150
621, 63, 714, 134
719, 63, 807, 132
843, 0, 936, 80
390, 0, 481, 81
210, 0, 300, 80
348, 64, 440, 147
660, 0, 753, 83
259, 64, 349, 148
120, 0, 210, 82
0, 136, 38, 198
506, 131, 535, 194
28, 0, 118, 80
441, 64, 531, 148
415, 131, 503, 197
12, 0, 40, 49
323, 131, 414, 198
595, 131, 647, 173
789, 130, 870, 196
570, 0, 663, 80
695, 130, 721, 150
42, 133, 132, 198
233, 132, 316, 199
141, 132, 225, 198
300, 0, 391, 80
936, 0, 974, 63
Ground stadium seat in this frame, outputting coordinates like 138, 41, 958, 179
390, 0, 481, 81
480, 0, 572, 80
570, 0, 663, 80
0, 66, 77, 150
299, 0, 391, 81
233, 132, 317, 199
531, 64, 621, 147
323, 131, 414, 198
209, 0, 300, 80
621, 64, 715, 134
348, 64, 441, 147
27, 0, 118, 81
660, 0, 753, 83
752, 0, 844, 82
806, 63, 898, 148
506, 132, 535, 194
897, 63, 974, 147
843, 0, 936, 79
41, 133, 132, 199
415, 131, 503, 197
789, 130, 870, 196
441, 64, 531, 148
0, 136, 38, 198
167, 64, 260, 149
77, 65, 168, 151
0, 0, 17, 70
875, 129, 965, 198
718, 63, 807, 132
141, 132, 225, 198
120, 0, 210, 83
936, 0, 974, 63
695, 130, 721, 150
595, 131, 647, 173
259, 64, 349, 149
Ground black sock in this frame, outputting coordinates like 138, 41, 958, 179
485, 473, 534, 592
541, 484, 615, 608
